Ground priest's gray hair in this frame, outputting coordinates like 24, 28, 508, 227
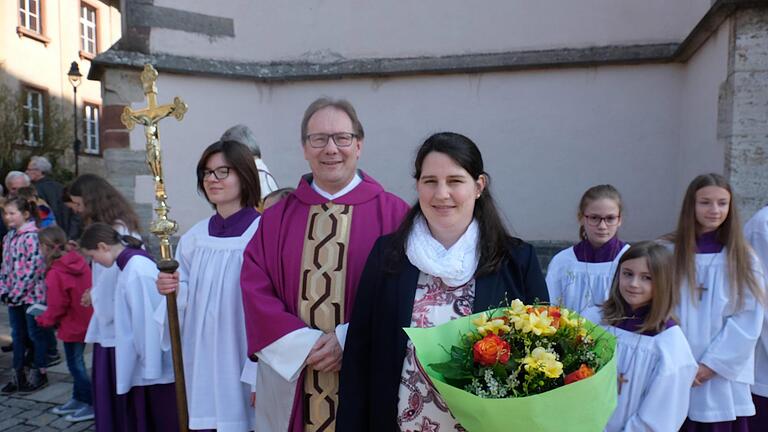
4, 171, 31, 189
221, 124, 261, 158
29, 155, 53, 174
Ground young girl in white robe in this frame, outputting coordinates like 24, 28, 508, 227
585, 241, 697, 432
69, 174, 144, 432
547, 185, 629, 312
670, 174, 765, 432
80, 223, 178, 432
744, 204, 768, 429
155, 140, 261, 432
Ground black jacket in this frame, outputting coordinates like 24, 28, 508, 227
34, 176, 80, 239
337, 233, 549, 431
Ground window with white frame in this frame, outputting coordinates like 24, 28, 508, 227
80, 3, 97, 54
83, 104, 99, 154
19, 0, 42, 33
23, 88, 45, 147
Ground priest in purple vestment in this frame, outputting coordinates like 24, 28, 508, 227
240, 98, 409, 432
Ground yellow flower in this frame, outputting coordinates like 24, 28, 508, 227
517, 311, 557, 336
522, 347, 563, 378
508, 299, 527, 316
472, 312, 511, 336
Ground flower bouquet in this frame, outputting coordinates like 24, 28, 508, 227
404, 300, 617, 432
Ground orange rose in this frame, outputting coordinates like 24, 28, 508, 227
564, 364, 595, 384
473, 334, 511, 366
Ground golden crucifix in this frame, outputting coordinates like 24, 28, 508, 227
121, 64, 189, 432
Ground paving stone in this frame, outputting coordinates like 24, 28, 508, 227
4, 398, 38, 409
27, 412, 59, 426
0, 406, 23, 417
0, 417, 24, 430
5, 425, 37, 432
25, 382, 72, 404
63, 420, 95, 431
51, 416, 81, 430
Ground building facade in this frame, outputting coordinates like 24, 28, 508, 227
89, 0, 768, 248
0, 0, 121, 176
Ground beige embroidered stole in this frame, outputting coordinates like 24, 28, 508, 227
298, 202, 353, 432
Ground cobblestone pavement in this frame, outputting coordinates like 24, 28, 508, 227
0, 308, 95, 431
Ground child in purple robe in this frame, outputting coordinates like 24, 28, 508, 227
80, 223, 179, 432
744, 204, 768, 430
546, 184, 629, 313
669, 174, 765, 432
69, 174, 144, 432
584, 241, 697, 431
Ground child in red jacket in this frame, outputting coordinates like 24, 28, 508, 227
36, 226, 95, 422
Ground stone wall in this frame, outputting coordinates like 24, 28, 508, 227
721, 7, 768, 219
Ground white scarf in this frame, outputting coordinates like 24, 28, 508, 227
406, 215, 480, 287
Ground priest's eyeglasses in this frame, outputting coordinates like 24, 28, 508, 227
200, 166, 231, 181
305, 132, 358, 149
583, 214, 620, 226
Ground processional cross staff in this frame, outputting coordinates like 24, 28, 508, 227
121, 64, 189, 432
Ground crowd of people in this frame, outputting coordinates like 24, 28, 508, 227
0, 97, 766, 432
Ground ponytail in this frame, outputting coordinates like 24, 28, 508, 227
38, 226, 68, 268
80, 222, 143, 251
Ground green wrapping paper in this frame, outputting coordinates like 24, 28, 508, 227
404, 311, 617, 432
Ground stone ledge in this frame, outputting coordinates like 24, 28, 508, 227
90, 0, 767, 82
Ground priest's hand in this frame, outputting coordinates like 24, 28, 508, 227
693, 363, 715, 386
305, 332, 343, 373
157, 271, 180, 295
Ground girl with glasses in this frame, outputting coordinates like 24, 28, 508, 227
155, 140, 262, 431
546, 184, 629, 313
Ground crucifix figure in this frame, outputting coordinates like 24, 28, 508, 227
121, 64, 190, 432
696, 284, 708, 301
617, 373, 629, 395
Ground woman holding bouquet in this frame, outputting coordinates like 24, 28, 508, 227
337, 132, 549, 431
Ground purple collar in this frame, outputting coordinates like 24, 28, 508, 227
116, 247, 154, 271
696, 230, 724, 253
573, 236, 626, 263
208, 207, 259, 238
615, 304, 676, 336
293, 170, 384, 206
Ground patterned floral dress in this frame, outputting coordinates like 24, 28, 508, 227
397, 273, 475, 432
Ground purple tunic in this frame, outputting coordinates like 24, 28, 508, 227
573, 236, 626, 263
615, 304, 676, 336
116, 247, 154, 270
93, 343, 179, 431
749, 394, 768, 429
240, 171, 409, 432
208, 207, 259, 238
696, 230, 724, 254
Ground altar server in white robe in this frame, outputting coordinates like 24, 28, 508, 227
745, 203, 768, 429
81, 223, 178, 431
547, 185, 629, 313
69, 174, 144, 432
584, 241, 697, 432
156, 140, 262, 432
669, 174, 765, 431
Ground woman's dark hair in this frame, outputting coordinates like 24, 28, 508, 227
80, 222, 143, 250
69, 174, 141, 232
385, 132, 517, 276
4, 196, 40, 226
196, 140, 261, 209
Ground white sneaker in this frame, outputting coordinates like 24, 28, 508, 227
64, 405, 95, 422
51, 398, 85, 415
